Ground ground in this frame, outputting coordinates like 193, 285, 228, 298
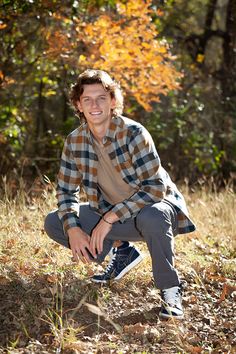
0, 185, 235, 353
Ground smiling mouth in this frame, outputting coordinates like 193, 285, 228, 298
90, 111, 102, 115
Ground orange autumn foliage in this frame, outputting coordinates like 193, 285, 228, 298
76, 0, 182, 110
45, 0, 182, 110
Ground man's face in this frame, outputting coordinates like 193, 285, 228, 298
77, 83, 116, 128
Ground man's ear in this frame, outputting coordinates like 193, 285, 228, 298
76, 101, 82, 112
111, 97, 116, 109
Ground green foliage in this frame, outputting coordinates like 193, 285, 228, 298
148, 0, 236, 182
0, 106, 25, 156
185, 132, 224, 174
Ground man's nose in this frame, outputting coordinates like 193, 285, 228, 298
91, 99, 99, 108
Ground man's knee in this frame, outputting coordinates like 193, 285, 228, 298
136, 204, 170, 235
44, 211, 58, 239
44, 211, 71, 249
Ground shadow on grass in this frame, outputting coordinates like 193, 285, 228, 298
0, 272, 159, 351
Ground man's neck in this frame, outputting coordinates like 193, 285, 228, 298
92, 128, 106, 144
88, 118, 111, 144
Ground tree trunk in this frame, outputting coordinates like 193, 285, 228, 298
220, 0, 236, 178
62, 66, 68, 122
221, 0, 236, 99
35, 79, 45, 154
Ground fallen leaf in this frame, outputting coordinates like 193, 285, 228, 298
123, 322, 146, 335
217, 283, 236, 303
0, 275, 9, 285
207, 274, 227, 282
6, 239, 17, 248
47, 274, 58, 283
189, 345, 203, 353
84, 302, 104, 316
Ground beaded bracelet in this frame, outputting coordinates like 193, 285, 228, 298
102, 215, 113, 225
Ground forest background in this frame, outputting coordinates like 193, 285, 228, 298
1, 0, 236, 191
0, 1, 236, 353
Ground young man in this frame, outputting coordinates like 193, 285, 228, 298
44, 69, 196, 319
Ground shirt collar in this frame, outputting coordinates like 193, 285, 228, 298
87, 116, 121, 145
85, 124, 93, 144
105, 116, 119, 141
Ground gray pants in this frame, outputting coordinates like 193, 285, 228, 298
44, 201, 180, 289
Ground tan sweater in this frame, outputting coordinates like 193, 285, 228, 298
93, 140, 137, 205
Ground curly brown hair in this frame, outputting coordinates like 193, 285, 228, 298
70, 69, 124, 120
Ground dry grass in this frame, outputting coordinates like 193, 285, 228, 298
0, 180, 235, 353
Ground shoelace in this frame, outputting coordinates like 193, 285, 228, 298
104, 250, 118, 275
162, 286, 181, 306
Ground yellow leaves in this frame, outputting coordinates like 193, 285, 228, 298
81, 23, 94, 37
0, 22, 7, 30
0, 70, 4, 81
83, 15, 111, 39
156, 9, 164, 17
51, 11, 72, 25
0, 70, 15, 87
196, 54, 204, 63
43, 29, 72, 59
157, 45, 167, 54
44, 90, 56, 97
117, 0, 152, 18
41, 0, 180, 110
79, 54, 87, 63
77, 0, 181, 110
116, 37, 124, 46
95, 15, 111, 28
141, 42, 151, 49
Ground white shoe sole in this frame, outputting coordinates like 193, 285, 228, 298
159, 313, 184, 320
159, 307, 184, 320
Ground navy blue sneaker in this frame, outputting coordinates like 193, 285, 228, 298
91, 245, 143, 283
159, 285, 184, 319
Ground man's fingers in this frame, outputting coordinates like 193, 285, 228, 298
98, 236, 104, 254
92, 235, 102, 255
90, 234, 104, 255
71, 249, 79, 262
81, 247, 92, 263
90, 236, 97, 257
72, 247, 87, 264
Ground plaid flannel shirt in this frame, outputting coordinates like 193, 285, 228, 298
57, 115, 196, 235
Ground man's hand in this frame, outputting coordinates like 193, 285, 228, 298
90, 211, 119, 255
67, 227, 93, 263
90, 220, 112, 255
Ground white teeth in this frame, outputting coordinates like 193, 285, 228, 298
91, 112, 102, 115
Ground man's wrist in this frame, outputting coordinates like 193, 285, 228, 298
67, 226, 82, 237
102, 215, 113, 225
102, 211, 119, 225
